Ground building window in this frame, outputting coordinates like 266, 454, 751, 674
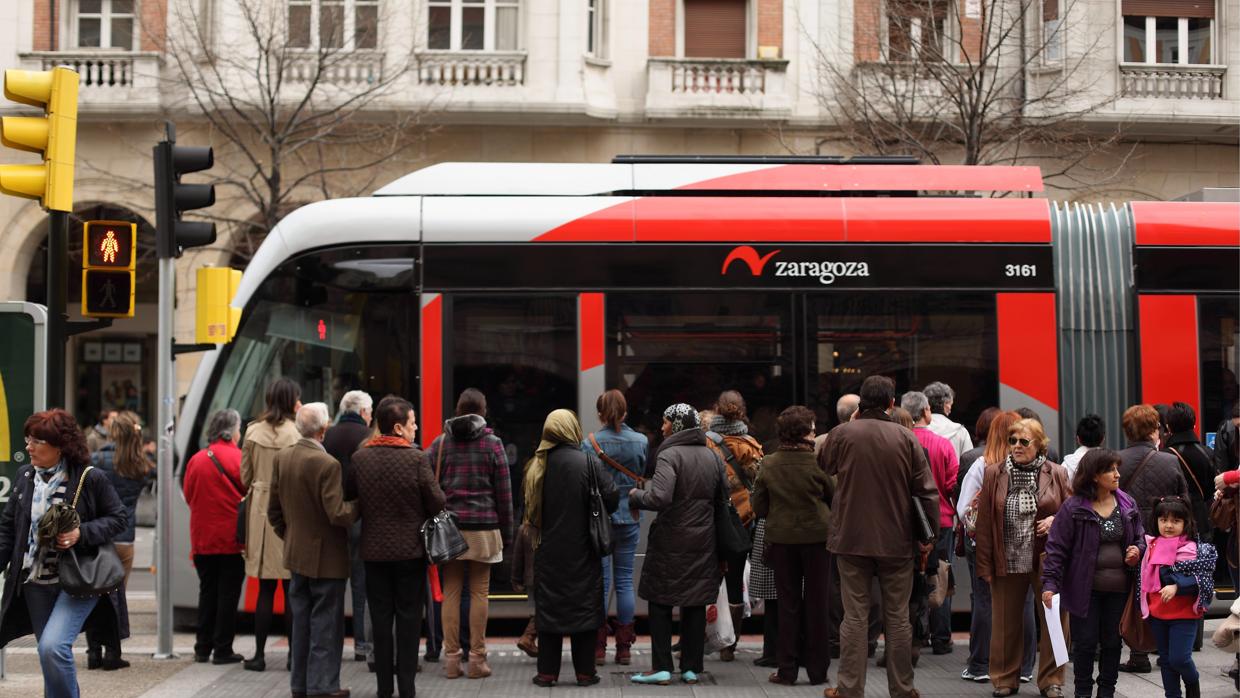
587, 0, 608, 58
75, 0, 135, 50
287, 0, 379, 50
1121, 1, 1215, 64
684, 0, 747, 59
884, 0, 947, 62
427, 0, 521, 51
1042, 0, 1062, 63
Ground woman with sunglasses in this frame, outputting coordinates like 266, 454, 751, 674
975, 418, 1072, 698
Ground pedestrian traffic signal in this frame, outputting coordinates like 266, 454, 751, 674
81, 220, 135, 318
0, 67, 78, 211
195, 266, 241, 344
154, 129, 215, 258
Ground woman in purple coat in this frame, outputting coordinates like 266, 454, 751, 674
1041, 449, 1145, 698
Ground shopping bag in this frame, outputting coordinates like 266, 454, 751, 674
704, 581, 736, 653
742, 559, 757, 616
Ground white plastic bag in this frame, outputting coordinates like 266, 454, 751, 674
704, 581, 735, 652
741, 559, 756, 616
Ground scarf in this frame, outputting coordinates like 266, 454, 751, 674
1138, 535, 1217, 617
365, 435, 411, 448
1003, 454, 1045, 574
523, 409, 584, 547
709, 416, 748, 437
25, 461, 67, 575
664, 403, 699, 434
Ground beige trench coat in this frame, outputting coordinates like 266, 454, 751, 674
241, 418, 299, 579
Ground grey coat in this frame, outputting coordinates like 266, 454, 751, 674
630, 428, 723, 607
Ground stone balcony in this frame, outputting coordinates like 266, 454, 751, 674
645, 58, 790, 119
19, 51, 162, 114
1119, 63, 1226, 100
415, 51, 527, 87
286, 50, 385, 86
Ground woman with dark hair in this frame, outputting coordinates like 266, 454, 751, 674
751, 405, 832, 687
1041, 449, 1144, 698
84, 410, 153, 670
0, 408, 127, 698
241, 377, 302, 671
583, 389, 648, 665
703, 389, 763, 662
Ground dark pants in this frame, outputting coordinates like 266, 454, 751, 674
348, 521, 370, 656
1069, 590, 1126, 698
768, 541, 831, 684
930, 526, 955, 649
827, 550, 881, 656
1150, 618, 1199, 698
723, 549, 747, 605
966, 551, 1036, 677
193, 553, 246, 659
648, 603, 706, 673
536, 630, 596, 679
365, 559, 427, 698
424, 566, 441, 659
288, 573, 347, 696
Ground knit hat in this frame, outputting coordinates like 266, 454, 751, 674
663, 403, 700, 434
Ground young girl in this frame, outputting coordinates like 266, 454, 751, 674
1140, 497, 1217, 698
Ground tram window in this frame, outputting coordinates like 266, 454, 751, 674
197, 246, 415, 452
1199, 295, 1239, 436
607, 293, 794, 446
809, 294, 998, 436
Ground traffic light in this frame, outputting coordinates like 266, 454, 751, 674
81, 220, 136, 318
195, 266, 241, 344
154, 129, 215, 258
0, 67, 78, 211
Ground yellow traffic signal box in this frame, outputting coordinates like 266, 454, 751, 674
81, 220, 135, 318
196, 266, 241, 344
0, 67, 78, 212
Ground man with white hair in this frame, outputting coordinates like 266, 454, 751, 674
269, 402, 357, 698
923, 382, 973, 458
323, 390, 374, 664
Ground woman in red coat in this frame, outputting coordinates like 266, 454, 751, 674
183, 409, 247, 664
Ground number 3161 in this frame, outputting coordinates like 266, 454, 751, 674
1005, 264, 1037, 277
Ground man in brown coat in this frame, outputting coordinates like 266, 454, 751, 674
819, 376, 939, 698
269, 402, 357, 698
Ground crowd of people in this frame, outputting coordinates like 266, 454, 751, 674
0, 377, 1237, 698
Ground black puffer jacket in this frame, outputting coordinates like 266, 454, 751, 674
631, 428, 723, 607
534, 444, 618, 633
1119, 441, 1188, 523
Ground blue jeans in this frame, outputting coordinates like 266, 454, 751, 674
24, 582, 99, 698
601, 522, 640, 624
288, 573, 347, 695
1150, 618, 1199, 697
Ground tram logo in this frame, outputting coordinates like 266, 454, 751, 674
721, 246, 781, 276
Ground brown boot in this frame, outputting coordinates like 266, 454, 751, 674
614, 622, 636, 665
719, 603, 745, 662
443, 650, 463, 679
516, 617, 539, 658
595, 622, 609, 665
466, 651, 492, 679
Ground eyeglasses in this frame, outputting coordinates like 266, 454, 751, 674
1007, 437, 1033, 447
23, 436, 48, 448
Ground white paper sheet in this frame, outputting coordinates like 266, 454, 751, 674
1044, 593, 1069, 667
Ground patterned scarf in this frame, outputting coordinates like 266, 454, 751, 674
365, 435, 411, 448
709, 416, 748, 437
664, 403, 699, 433
25, 461, 67, 578
1003, 454, 1045, 574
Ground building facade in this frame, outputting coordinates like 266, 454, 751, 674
0, 0, 1236, 419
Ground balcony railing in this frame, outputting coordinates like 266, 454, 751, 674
416, 51, 527, 87
1119, 63, 1225, 100
286, 51, 385, 85
646, 58, 789, 117
20, 51, 162, 112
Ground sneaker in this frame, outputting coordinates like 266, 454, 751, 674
1020, 674, 1033, 683
962, 668, 990, 682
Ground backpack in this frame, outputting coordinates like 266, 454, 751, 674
705, 432, 763, 527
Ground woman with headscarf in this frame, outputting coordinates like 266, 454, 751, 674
629, 404, 724, 686
525, 409, 618, 687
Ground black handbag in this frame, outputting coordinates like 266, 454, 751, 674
712, 460, 752, 557
586, 456, 613, 558
421, 441, 469, 564
54, 466, 126, 599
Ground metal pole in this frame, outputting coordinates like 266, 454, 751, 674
46, 209, 67, 409
154, 253, 176, 658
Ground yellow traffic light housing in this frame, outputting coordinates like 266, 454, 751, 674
195, 266, 241, 344
0, 67, 78, 211
81, 220, 136, 318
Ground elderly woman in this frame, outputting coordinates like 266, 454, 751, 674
629, 404, 723, 686
0, 409, 127, 698
751, 405, 831, 687
1042, 449, 1144, 698
975, 417, 1072, 698
527, 409, 619, 687
183, 408, 248, 665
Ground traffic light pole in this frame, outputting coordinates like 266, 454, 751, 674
154, 252, 176, 659
45, 209, 67, 408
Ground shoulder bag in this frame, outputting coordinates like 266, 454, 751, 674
585, 454, 613, 558
421, 439, 469, 564
206, 449, 248, 546
712, 457, 752, 558
56, 466, 127, 598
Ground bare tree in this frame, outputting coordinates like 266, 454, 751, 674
119, 0, 431, 263
808, 0, 1131, 187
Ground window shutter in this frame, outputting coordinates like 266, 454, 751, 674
1121, 0, 1214, 18
1043, 0, 1059, 22
684, 0, 747, 58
